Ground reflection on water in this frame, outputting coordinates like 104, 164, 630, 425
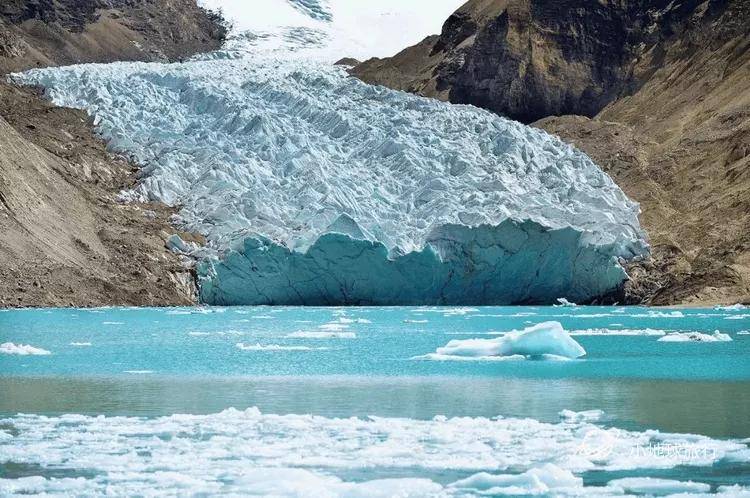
2, 375, 749, 438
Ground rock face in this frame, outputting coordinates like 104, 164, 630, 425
0, 0, 227, 74
350, 0, 750, 305
0, 0, 225, 307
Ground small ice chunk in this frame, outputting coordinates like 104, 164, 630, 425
0, 342, 51, 355
70, 342, 92, 347
236, 343, 326, 351
555, 298, 577, 307
286, 331, 356, 339
715, 303, 746, 311
416, 322, 586, 360
449, 464, 582, 495
658, 331, 732, 342
559, 409, 604, 423
607, 477, 710, 495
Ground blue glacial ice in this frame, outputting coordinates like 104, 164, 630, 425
413, 322, 587, 360
13, 0, 648, 305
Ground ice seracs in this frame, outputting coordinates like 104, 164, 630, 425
14, 0, 648, 305
414, 321, 587, 360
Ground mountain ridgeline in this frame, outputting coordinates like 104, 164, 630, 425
351, 0, 750, 305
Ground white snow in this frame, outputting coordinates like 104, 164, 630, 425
0, 342, 51, 355
198, 0, 463, 61
414, 322, 586, 361
1, 407, 747, 496
658, 331, 733, 343
12, 0, 647, 306
607, 477, 711, 495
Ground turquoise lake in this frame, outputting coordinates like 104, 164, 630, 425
1, 306, 749, 496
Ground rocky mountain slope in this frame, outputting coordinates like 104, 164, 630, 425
0, 0, 226, 73
0, 0, 225, 307
351, 0, 750, 305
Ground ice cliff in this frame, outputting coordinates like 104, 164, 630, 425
13, 0, 648, 305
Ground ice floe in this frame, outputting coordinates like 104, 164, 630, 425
658, 331, 733, 343
236, 343, 327, 351
0, 342, 51, 355
607, 477, 710, 495
715, 304, 747, 311
1, 407, 748, 496
414, 322, 586, 361
568, 328, 667, 336
558, 409, 605, 423
69, 342, 92, 347
555, 297, 578, 307
448, 463, 582, 495
287, 331, 356, 339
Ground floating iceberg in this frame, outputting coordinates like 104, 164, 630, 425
0, 342, 51, 356
14, 0, 647, 306
658, 331, 733, 342
414, 321, 586, 360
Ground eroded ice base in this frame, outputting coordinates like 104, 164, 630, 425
198, 220, 631, 305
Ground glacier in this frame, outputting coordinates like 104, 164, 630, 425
12, 0, 648, 305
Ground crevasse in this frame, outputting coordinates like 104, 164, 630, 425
13, 1, 648, 305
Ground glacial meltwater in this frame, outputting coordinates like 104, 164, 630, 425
2, 306, 750, 496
